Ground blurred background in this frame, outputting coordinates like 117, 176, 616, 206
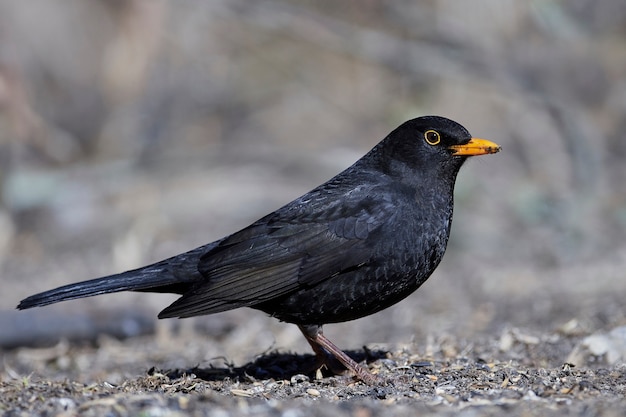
1, 0, 625, 374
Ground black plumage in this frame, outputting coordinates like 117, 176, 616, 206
18, 116, 500, 383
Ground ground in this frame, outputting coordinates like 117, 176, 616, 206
2, 327, 626, 416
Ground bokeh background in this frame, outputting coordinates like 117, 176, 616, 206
1, 0, 625, 374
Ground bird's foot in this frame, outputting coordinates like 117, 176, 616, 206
298, 324, 385, 385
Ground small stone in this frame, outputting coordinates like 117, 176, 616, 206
306, 388, 320, 397
499, 330, 514, 352
290, 374, 310, 384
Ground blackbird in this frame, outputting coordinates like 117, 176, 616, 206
18, 116, 500, 383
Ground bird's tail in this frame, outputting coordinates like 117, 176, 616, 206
17, 244, 212, 310
17, 266, 169, 309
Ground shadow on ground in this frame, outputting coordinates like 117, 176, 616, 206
162, 348, 389, 382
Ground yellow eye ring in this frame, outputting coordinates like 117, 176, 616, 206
424, 130, 440, 145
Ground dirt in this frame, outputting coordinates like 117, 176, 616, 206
2, 329, 626, 416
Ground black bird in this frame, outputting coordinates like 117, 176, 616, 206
18, 116, 500, 383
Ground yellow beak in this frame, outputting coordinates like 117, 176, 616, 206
448, 138, 501, 156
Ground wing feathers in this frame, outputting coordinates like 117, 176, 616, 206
160, 181, 403, 318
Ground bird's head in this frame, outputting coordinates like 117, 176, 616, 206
377, 116, 501, 180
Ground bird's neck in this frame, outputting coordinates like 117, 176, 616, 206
386, 156, 461, 196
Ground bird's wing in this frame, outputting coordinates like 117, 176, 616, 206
158, 178, 405, 318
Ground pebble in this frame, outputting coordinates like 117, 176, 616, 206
306, 388, 321, 397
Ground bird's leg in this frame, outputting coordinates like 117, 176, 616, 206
298, 324, 380, 384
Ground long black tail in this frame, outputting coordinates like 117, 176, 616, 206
17, 244, 212, 310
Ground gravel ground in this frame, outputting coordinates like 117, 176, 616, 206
2, 329, 626, 416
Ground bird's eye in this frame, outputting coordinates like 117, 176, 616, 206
424, 130, 441, 145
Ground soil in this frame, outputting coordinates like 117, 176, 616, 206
2, 328, 626, 416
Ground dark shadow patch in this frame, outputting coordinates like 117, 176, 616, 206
157, 347, 388, 382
